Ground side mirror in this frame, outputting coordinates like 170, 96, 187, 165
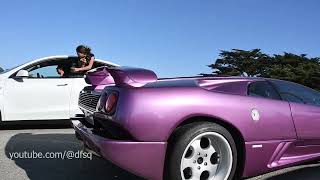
16, 70, 29, 78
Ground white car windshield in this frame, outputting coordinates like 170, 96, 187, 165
0, 63, 25, 74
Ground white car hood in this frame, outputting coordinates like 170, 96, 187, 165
0, 74, 6, 85
0, 76, 4, 94
0, 75, 5, 83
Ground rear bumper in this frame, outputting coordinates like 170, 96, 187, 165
72, 120, 167, 180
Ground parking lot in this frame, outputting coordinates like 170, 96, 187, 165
0, 125, 320, 180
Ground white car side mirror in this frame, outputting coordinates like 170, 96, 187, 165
16, 70, 29, 78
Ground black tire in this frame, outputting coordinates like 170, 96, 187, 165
0, 110, 2, 124
165, 122, 238, 180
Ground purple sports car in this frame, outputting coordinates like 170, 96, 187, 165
73, 66, 320, 180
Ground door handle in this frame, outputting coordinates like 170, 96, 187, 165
57, 84, 68, 86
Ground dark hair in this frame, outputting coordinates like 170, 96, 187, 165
76, 45, 91, 55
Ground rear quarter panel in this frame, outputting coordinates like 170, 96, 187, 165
113, 87, 296, 142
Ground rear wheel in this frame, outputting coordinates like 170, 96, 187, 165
165, 122, 237, 180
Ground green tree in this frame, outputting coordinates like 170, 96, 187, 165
205, 49, 320, 91
205, 49, 271, 77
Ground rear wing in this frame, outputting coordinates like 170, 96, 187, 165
85, 66, 158, 87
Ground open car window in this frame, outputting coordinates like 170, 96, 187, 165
24, 59, 70, 79
66, 57, 113, 78
9, 57, 114, 79
28, 65, 61, 78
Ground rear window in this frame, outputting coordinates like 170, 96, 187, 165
248, 81, 281, 100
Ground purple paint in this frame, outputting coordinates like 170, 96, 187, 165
74, 66, 320, 179
74, 124, 166, 180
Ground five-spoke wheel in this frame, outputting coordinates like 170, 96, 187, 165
165, 122, 238, 180
181, 132, 233, 180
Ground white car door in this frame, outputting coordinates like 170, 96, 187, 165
69, 77, 88, 117
3, 62, 72, 121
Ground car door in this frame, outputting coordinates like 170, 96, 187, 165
271, 80, 320, 140
3, 59, 72, 121
246, 80, 296, 141
69, 76, 88, 117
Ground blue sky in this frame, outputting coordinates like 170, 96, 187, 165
1, 0, 320, 77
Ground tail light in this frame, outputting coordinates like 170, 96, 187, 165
105, 92, 118, 113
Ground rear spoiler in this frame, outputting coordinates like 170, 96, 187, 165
85, 66, 158, 87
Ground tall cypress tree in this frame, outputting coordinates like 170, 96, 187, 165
205, 49, 320, 91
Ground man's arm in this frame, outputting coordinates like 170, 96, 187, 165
73, 56, 95, 72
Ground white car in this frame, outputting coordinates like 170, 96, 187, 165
0, 55, 118, 122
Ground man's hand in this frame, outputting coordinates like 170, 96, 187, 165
57, 68, 65, 76
80, 58, 87, 63
71, 67, 80, 72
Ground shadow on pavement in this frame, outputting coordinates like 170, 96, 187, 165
4, 131, 320, 180
0, 120, 72, 130
265, 165, 320, 180
4, 133, 144, 180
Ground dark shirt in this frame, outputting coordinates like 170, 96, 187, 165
56, 54, 95, 78
73, 53, 95, 68
69, 53, 95, 77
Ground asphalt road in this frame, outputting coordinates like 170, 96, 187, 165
0, 126, 320, 180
